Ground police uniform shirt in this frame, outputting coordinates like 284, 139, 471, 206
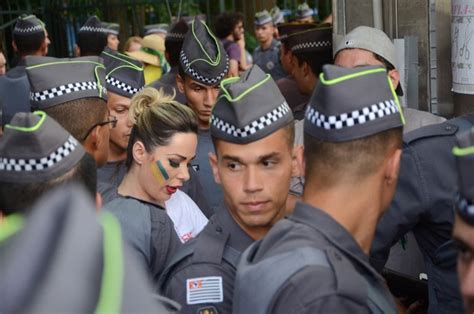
370, 114, 474, 313
104, 196, 182, 283
236, 202, 396, 313
253, 39, 286, 81
276, 75, 309, 115
159, 207, 253, 313
97, 160, 127, 195
150, 66, 186, 104
192, 129, 224, 211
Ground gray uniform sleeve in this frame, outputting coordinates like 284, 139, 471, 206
370, 145, 428, 271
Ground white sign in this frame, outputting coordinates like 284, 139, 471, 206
452, 1, 474, 94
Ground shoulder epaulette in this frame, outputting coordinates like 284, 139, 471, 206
404, 122, 458, 145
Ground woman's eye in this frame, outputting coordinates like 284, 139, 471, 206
169, 160, 180, 168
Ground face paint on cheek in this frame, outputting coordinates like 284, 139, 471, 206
150, 160, 170, 185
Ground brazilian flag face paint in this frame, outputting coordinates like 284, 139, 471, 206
150, 160, 169, 185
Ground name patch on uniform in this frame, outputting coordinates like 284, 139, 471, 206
186, 276, 223, 305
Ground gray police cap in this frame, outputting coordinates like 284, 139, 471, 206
26, 56, 107, 110
144, 23, 168, 36
286, 26, 332, 54
102, 22, 120, 35
211, 65, 293, 144
78, 16, 106, 35
453, 130, 474, 225
0, 111, 85, 183
180, 17, 229, 86
165, 20, 188, 43
101, 47, 144, 98
296, 3, 314, 19
254, 10, 273, 26
13, 14, 45, 36
304, 64, 405, 142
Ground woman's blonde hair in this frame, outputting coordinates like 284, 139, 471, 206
126, 87, 198, 169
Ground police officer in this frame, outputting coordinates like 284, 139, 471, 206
252, 10, 286, 81
233, 65, 404, 313
102, 22, 120, 51
452, 130, 474, 313
158, 65, 297, 313
176, 17, 230, 212
295, 2, 315, 23
75, 16, 108, 57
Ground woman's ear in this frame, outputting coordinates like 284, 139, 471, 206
132, 141, 147, 166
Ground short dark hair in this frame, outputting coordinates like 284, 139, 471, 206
0, 153, 97, 215
304, 127, 403, 188
294, 50, 333, 76
214, 12, 244, 39
44, 98, 108, 142
76, 31, 107, 56
13, 32, 45, 56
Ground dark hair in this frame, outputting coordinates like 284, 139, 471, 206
214, 12, 244, 39
294, 50, 333, 76
76, 31, 107, 56
44, 98, 108, 142
304, 127, 403, 188
126, 87, 198, 169
0, 153, 97, 215
13, 32, 45, 56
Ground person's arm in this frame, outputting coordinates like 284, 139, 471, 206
237, 37, 250, 71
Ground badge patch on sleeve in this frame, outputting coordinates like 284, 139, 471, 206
186, 276, 223, 305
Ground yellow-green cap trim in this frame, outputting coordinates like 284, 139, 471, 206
5, 111, 47, 132
219, 74, 271, 102
186, 20, 222, 69
0, 214, 24, 243
319, 67, 386, 85
387, 76, 406, 125
95, 212, 124, 314
453, 145, 474, 157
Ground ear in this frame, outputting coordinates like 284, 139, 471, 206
292, 144, 305, 177
132, 141, 147, 166
95, 192, 102, 212
208, 152, 221, 184
176, 74, 185, 93
303, 62, 312, 78
384, 147, 402, 186
387, 69, 401, 91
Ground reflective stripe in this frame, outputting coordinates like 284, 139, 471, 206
95, 212, 124, 313
0, 214, 24, 242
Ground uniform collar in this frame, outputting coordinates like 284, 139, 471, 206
289, 202, 379, 275
213, 205, 254, 252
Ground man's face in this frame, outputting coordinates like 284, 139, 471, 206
107, 34, 120, 51
177, 75, 220, 129
42, 29, 51, 56
210, 127, 295, 237
233, 21, 244, 41
453, 214, 474, 313
107, 92, 132, 154
95, 111, 111, 167
291, 55, 311, 95
254, 23, 274, 45
0, 53, 6, 75
280, 43, 292, 74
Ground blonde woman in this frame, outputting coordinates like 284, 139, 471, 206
105, 87, 204, 282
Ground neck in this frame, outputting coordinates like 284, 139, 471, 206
199, 122, 210, 130
118, 167, 165, 207
304, 74, 318, 96
224, 34, 235, 42
302, 176, 384, 254
260, 38, 273, 50
107, 143, 127, 163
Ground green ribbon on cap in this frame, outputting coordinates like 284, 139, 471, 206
187, 19, 222, 69
5, 111, 47, 132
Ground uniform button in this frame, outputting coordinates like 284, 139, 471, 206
445, 126, 452, 131
216, 226, 222, 233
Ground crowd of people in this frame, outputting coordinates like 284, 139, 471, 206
1, 3, 474, 313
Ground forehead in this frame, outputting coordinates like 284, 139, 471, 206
216, 127, 291, 160
152, 132, 197, 158
107, 91, 132, 106
255, 23, 273, 29
185, 75, 218, 88
334, 48, 381, 67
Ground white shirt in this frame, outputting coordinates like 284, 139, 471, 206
165, 190, 208, 243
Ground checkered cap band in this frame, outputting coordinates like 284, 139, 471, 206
14, 24, 43, 34
106, 76, 142, 95
0, 136, 79, 172
80, 26, 106, 33
30, 81, 107, 102
211, 102, 290, 138
180, 50, 229, 85
306, 99, 399, 130
166, 32, 185, 40
291, 40, 331, 52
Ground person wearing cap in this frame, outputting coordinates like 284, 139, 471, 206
286, 26, 333, 120
215, 12, 249, 77
334, 26, 445, 133
0, 14, 50, 126
0, 111, 99, 213
126, 34, 168, 84
99, 49, 208, 243
232, 65, 403, 313
144, 23, 169, 38
270, 6, 285, 30
253, 10, 286, 81
102, 22, 120, 51
176, 17, 229, 211
150, 19, 187, 104
26, 56, 113, 167
333, 26, 465, 313
104, 87, 196, 284
158, 65, 298, 313
75, 16, 108, 57
452, 130, 474, 313
295, 2, 315, 23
